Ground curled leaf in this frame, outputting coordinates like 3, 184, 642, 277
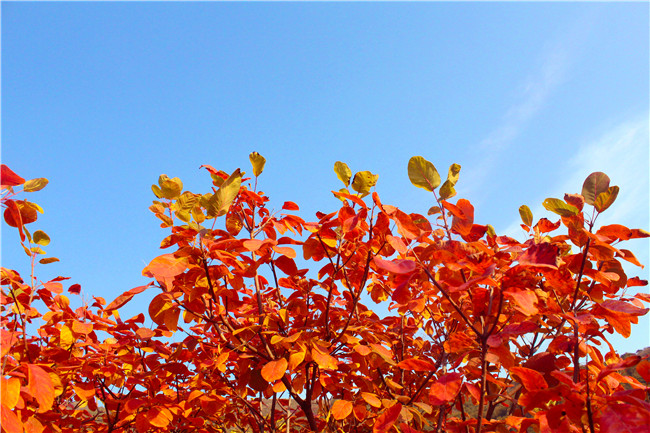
334, 161, 352, 186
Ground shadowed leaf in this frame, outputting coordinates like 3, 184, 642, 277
582, 172, 610, 205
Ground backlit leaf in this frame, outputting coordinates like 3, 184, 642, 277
211, 168, 242, 217
361, 392, 382, 408
147, 406, 173, 428
334, 161, 352, 186
373, 403, 402, 433
519, 205, 533, 226
408, 156, 440, 192
261, 358, 287, 382
373, 257, 416, 275
249, 152, 266, 177
439, 180, 456, 200
594, 185, 619, 213
23, 178, 49, 192
1, 378, 20, 409
510, 367, 548, 391
158, 174, 183, 200
397, 357, 436, 371
351, 170, 379, 196
1, 165, 25, 188
312, 345, 338, 370
142, 254, 188, 279
331, 399, 353, 420
542, 198, 579, 217
33, 230, 50, 246
27, 364, 55, 412
518, 243, 559, 269
1, 404, 23, 433
582, 172, 610, 205
429, 372, 463, 405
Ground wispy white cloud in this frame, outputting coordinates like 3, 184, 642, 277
462, 15, 595, 198
500, 113, 649, 241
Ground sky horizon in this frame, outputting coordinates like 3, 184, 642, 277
2, 2, 649, 353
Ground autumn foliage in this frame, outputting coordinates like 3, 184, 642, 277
2, 155, 650, 433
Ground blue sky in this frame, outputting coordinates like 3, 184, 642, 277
2, 3, 648, 353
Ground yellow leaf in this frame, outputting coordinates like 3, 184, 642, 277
249, 152, 266, 177
23, 178, 49, 192
33, 230, 50, 246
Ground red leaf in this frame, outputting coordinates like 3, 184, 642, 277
274, 255, 298, 276
518, 243, 559, 269
536, 218, 561, 233
1, 165, 25, 187
507, 290, 539, 316
282, 201, 300, 211
597, 356, 641, 382
332, 190, 368, 208
397, 357, 436, 372
510, 366, 548, 391
636, 360, 650, 383
600, 300, 649, 316
373, 403, 402, 433
628, 277, 648, 287
373, 257, 416, 275
450, 199, 474, 237
429, 372, 463, 405
68, 284, 82, 295
105, 284, 150, 312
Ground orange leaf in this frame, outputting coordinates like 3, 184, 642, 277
312, 345, 338, 370
282, 201, 300, 211
1, 403, 23, 433
373, 403, 402, 433
261, 358, 287, 382
331, 400, 353, 420
142, 254, 188, 279
147, 406, 173, 428
397, 357, 436, 372
600, 300, 649, 316
148, 293, 180, 331
27, 364, 55, 412
106, 284, 151, 312
361, 392, 382, 408
1, 378, 20, 409
429, 372, 463, 405
507, 290, 539, 316
272, 246, 296, 259
510, 366, 548, 391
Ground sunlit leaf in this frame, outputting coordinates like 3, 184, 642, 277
23, 178, 49, 192
27, 364, 55, 412
249, 152, 266, 177
373, 403, 402, 433
439, 180, 456, 200
39, 257, 60, 264
429, 372, 463, 405
373, 257, 416, 274
334, 161, 352, 186
210, 168, 242, 217
542, 198, 578, 217
518, 243, 559, 269
594, 185, 619, 213
331, 399, 353, 420
33, 230, 50, 246
1, 165, 25, 187
147, 406, 173, 428
519, 205, 533, 226
361, 392, 382, 408
0, 404, 23, 433
1, 378, 20, 409
408, 156, 440, 192
261, 358, 287, 382
582, 172, 610, 205
312, 345, 338, 370
397, 357, 436, 371
158, 174, 183, 200
351, 170, 378, 197
510, 367, 548, 391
